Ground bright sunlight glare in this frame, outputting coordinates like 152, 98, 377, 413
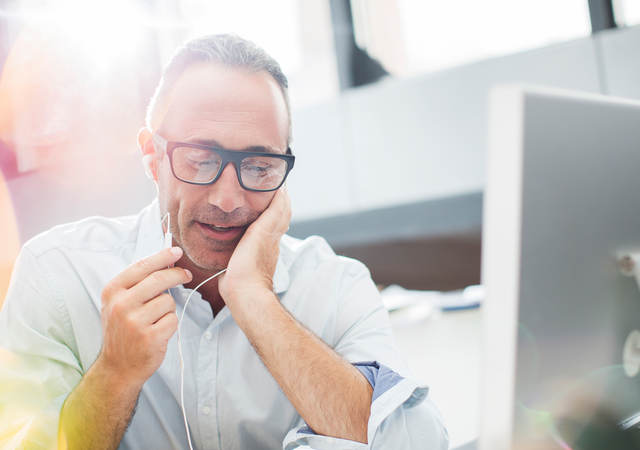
0, 0, 149, 71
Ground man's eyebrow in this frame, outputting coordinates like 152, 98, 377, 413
190, 138, 223, 147
189, 138, 281, 154
243, 145, 281, 154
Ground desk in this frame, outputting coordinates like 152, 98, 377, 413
390, 307, 481, 448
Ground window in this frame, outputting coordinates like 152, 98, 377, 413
614, 0, 640, 27
351, 0, 592, 77
158, 0, 339, 109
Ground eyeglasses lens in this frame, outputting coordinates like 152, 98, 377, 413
172, 147, 287, 191
173, 147, 222, 183
240, 156, 287, 190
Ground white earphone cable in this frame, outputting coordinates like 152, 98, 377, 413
177, 267, 227, 450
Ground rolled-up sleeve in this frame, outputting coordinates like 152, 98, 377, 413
282, 258, 449, 449
283, 361, 448, 449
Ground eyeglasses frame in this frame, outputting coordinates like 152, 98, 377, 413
152, 133, 295, 192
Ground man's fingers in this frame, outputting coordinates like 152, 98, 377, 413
272, 188, 292, 233
106, 247, 184, 294
252, 188, 291, 235
136, 293, 177, 325
152, 310, 179, 340
129, 266, 192, 305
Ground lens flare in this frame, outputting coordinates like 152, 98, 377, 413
0, 0, 147, 72
0, 347, 81, 449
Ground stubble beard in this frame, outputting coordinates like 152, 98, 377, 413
176, 208, 258, 272
176, 223, 237, 272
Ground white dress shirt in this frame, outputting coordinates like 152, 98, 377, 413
0, 199, 448, 449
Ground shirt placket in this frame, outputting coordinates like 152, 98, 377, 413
196, 321, 220, 450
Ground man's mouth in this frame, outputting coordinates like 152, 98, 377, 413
196, 221, 246, 241
206, 224, 240, 232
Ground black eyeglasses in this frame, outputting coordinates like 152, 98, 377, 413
152, 134, 295, 192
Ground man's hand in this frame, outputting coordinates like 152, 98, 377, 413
97, 247, 192, 387
218, 187, 291, 306
214, 188, 372, 443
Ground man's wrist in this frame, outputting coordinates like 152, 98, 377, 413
224, 286, 280, 323
91, 356, 145, 398
224, 282, 275, 305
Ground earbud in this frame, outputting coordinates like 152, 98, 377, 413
164, 229, 173, 250
162, 213, 172, 249
142, 154, 155, 180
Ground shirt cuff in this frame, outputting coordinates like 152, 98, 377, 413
282, 361, 437, 449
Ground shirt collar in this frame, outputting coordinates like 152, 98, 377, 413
133, 198, 291, 294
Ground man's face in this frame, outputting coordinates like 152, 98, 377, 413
155, 63, 289, 272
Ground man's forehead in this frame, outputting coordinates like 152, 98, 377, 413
160, 63, 286, 118
154, 63, 289, 148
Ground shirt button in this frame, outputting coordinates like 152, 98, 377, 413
204, 331, 212, 340
202, 406, 211, 415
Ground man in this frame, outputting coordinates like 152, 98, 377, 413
0, 35, 447, 449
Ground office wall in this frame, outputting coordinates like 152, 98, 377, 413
287, 37, 603, 220
286, 101, 354, 219
597, 25, 640, 100
346, 38, 601, 212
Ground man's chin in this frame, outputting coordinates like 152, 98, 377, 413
179, 222, 247, 270
182, 239, 236, 271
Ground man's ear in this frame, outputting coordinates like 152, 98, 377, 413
137, 127, 158, 181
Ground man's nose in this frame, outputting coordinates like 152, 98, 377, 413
207, 163, 246, 213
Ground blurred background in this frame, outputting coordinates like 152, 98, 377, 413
1, 0, 640, 447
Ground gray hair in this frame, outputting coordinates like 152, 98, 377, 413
146, 33, 291, 143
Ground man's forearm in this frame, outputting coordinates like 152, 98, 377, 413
228, 290, 373, 443
59, 358, 142, 450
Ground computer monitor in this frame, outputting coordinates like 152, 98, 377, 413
480, 85, 640, 450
